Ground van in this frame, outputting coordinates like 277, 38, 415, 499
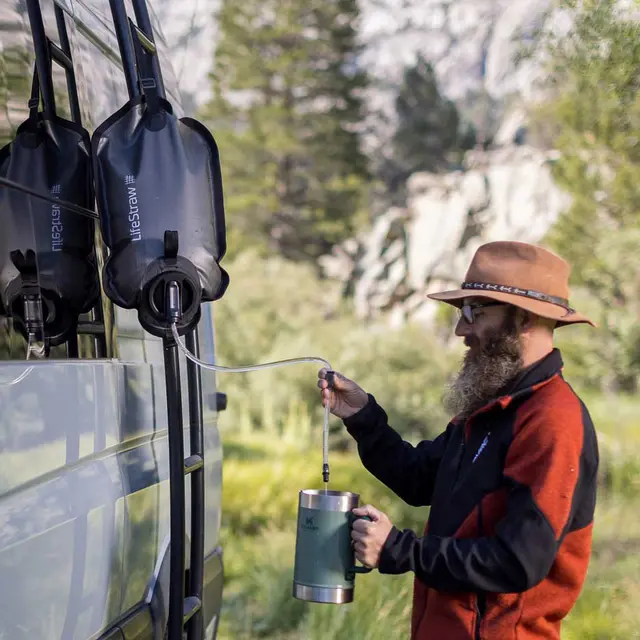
0, 0, 225, 638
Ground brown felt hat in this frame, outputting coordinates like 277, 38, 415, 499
427, 241, 595, 327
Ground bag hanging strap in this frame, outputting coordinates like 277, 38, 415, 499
129, 18, 160, 115
28, 66, 40, 124
27, 45, 56, 123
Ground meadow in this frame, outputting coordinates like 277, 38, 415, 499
215, 392, 640, 639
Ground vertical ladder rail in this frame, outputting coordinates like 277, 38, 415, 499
25, 0, 56, 113
131, 0, 166, 99
54, 3, 107, 359
53, 5, 81, 123
108, 0, 140, 99
163, 337, 187, 640
25, 0, 108, 358
106, 0, 204, 631
185, 329, 205, 640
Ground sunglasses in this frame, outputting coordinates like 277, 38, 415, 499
457, 301, 506, 324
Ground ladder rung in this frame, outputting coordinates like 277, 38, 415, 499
184, 455, 204, 475
76, 321, 105, 335
183, 596, 201, 624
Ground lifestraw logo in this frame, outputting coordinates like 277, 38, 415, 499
51, 184, 63, 252
125, 175, 142, 242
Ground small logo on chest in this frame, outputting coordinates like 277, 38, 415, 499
472, 432, 491, 463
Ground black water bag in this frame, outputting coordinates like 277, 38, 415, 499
0, 69, 99, 347
91, 24, 229, 338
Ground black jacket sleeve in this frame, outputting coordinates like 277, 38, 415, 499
377, 482, 557, 593
343, 394, 453, 507
377, 405, 591, 593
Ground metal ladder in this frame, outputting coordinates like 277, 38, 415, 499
25, 0, 108, 360
163, 328, 206, 640
108, 1, 207, 637
13, 2, 207, 637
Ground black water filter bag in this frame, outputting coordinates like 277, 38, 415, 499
0, 73, 99, 346
91, 89, 229, 336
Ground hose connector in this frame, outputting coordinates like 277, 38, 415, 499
166, 280, 182, 323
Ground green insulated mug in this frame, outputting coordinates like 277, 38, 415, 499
292, 489, 373, 604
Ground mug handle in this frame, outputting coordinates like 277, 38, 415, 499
348, 514, 374, 576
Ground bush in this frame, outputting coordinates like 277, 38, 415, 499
214, 250, 456, 448
221, 435, 429, 537
217, 428, 640, 640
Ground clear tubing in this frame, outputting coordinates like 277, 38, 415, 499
171, 323, 332, 487
0, 367, 34, 386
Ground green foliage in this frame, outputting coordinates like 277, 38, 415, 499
392, 55, 471, 172
0, 46, 32, 147
535, 0, 640, 391
213, 251, 455, 450
217, 415, 640, 639
221, 434, 429, 536
203, 0, 370, 261
219, 521, 415, 640
379, 55, 476, 202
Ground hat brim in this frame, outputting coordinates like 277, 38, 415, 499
427, 289, 596, 328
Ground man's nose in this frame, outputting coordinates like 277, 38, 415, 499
455, 315, 472, 337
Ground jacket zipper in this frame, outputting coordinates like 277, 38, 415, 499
451, 426, 468, 493
475, 592, 486, 640
475, 498, 486, 640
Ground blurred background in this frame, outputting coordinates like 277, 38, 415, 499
3, 0, 640, 637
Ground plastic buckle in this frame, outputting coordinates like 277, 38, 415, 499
141, 77, 157, 91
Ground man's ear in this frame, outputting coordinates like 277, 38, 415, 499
522, 311, 555, 333
518, 309, 536, 331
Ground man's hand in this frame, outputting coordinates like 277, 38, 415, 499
317, 368, 369, 420
351, 504, 394, 569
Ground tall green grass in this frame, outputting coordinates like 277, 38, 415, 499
216, 410, 640, 640
211, 252, 640, 638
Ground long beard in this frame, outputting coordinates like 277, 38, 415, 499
443, 314, 523, 421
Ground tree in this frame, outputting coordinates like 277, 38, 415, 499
380, 54, 475, 201
535, 0, 640, 391
203, 0, 370, 262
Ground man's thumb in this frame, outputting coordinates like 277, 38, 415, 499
328, 371, 352, 391
353, 504, 381, 522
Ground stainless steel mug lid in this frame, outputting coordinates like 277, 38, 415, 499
299, 489, 360, 512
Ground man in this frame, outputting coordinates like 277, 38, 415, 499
318, 241, 599, 640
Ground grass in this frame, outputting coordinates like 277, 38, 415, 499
215, 393, 640, 640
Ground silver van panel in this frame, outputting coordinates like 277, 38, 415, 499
0, 0, 225, 636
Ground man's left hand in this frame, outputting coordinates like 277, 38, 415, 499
351, 504, 394, 569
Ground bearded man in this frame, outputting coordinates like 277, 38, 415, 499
318, 241, 599, 640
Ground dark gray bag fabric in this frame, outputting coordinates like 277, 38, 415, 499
0, 69, 99, 346
91, 33, 229, 336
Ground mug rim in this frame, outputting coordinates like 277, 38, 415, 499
298, 488, 360, 511
300, 489, 359, 498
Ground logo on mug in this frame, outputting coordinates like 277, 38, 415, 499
301, 515, 319, 531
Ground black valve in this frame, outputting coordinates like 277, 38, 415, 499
137, 231, 202, 338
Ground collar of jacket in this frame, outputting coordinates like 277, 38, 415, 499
459, 348, 564, 425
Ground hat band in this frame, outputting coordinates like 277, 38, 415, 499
462, 281, 572, 310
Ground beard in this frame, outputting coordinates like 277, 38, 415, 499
443, 309, 523, 421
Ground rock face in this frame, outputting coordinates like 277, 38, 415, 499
318, 145, 571, 326
150, 0, 558, 116
149, 0, 220, 113
360, 0, 552, 103
147, 0, 576, 326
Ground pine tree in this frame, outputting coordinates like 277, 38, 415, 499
392, 55, 469, 173
379, 54, 475, 201
536, 0, 640, 390
204, 0, 370, 261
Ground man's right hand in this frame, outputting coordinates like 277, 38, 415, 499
317, 368, 369, 420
